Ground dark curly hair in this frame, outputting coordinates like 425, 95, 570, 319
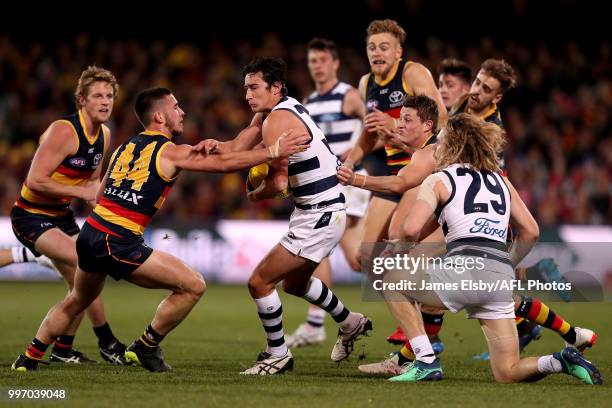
242, 57, 288, 96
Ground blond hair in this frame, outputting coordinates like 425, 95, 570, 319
436, 113, 505, 173
74, 66, 119, 107
366, 19, 406, 45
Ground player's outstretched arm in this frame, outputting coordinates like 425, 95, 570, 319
192, 113, 265, 154
26, 121, 94, 201
161, 128, 309, 176
339, 148, 435, 194
505, 177, 540, 266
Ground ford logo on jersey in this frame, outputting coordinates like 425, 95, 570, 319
469, 217, 507, 238
69, 157, 87, 167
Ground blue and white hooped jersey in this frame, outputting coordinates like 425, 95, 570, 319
435, 163, 511, 244
271, 96, 344, 208
304, 82, 362, 157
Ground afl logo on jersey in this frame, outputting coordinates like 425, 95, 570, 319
366, 99, 378, 111
93, 153, 102, 168
69, 157, 87, 168
389, 90, 405, 105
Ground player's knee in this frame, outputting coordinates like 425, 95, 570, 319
355, 248, 363, 268
489, 359, 519, 383
247, 273, 263, 295
67, 253, 78, 268
492, 370, 516, 383
347, 253, 361, 272
184, 272, 206, 300
64, 292, 91, 316
191, 275, 206, 299
248, 272, 274, 297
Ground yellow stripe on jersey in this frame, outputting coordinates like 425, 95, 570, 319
14, 202, 68, 217
155, 141, 178, 182
384, 146, 405, 156
142, 129, 172, 139
402, 61, 413, 95
154, 195, 166, 210
50, 171, 89, 186
19, 172, 85, 211
19, 185, 71, 206
93, 205, 145, 235
479, 103, 498, 122
78, 110, 101, 145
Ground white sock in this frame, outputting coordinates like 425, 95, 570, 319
254, 290, 288, 357
409, 334, 436, 364
537, 355, 563, 374
306, 307, 325, 328
11, 247, 36, 263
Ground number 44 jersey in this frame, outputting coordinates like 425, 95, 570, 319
89, 131, 176, 237
435, 164, 511, 243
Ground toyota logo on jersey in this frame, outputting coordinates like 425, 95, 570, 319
389, 90, 405, 105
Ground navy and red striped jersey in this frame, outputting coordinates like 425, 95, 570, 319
16, 111, 105, 216
364, 59, 414, 175
88, 131, 176, 237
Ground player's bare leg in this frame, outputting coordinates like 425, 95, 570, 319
11, 268, 107, 371
341, 215, 366, 272
480, 318, 600, 384
386, 189, 447, 348
35, 230, 112, 362
242, 244, 371, 375
123, 250, 206, 372
358, 196, 396, 266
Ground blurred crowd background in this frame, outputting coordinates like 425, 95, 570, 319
0, 1, 609, 228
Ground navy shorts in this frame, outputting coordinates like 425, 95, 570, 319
76, 222, 153, 280
11, 206, 80, 256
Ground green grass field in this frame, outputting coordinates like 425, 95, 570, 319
0, 281, 610, 407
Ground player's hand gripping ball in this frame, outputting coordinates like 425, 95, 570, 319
247, 163, 269, 190
247, 163, 290, 198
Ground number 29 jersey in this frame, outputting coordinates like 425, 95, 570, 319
88, 131, 176, 237
435, 163, 511, 243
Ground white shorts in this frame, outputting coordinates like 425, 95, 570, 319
344, 169, 371, 218
280, 206, 346, 263
429, 255, 515, 320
